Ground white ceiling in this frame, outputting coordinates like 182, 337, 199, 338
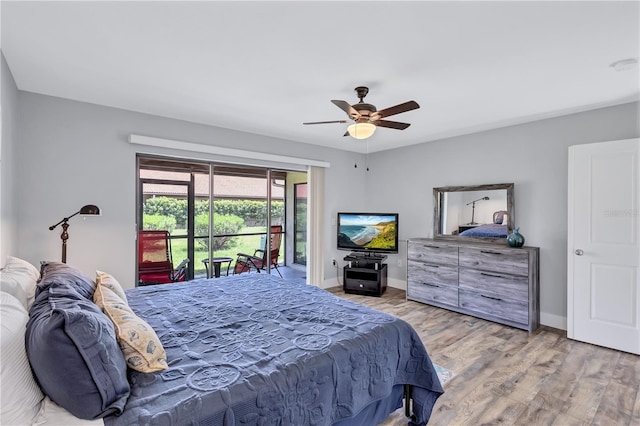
2, 1, 639, 153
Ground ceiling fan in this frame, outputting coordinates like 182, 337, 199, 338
303, 86, 420, 139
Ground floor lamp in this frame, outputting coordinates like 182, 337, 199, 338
49, 204, 101, 263
466, 196, 489, 225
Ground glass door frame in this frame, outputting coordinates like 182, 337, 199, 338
293, 182, 307, 265
137, 177, 195, 280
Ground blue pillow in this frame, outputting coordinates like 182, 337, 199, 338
37, 261, 96, 299
26, 279, 130, 419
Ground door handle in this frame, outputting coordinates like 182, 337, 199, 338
575, 249, 584, 256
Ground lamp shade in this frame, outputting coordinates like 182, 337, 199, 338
79, 205, 101, 216
347, 122, 376, 140
49, 204, 101, 263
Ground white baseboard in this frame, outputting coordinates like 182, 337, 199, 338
540, 312, 567, 330
321, 276, 339, 289
387, 278, 406, 291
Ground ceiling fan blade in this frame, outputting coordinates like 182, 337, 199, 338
331, 100, 360, 119
373, 101, 420, 119
375, 120, 411, 130
303, 120, 348, 125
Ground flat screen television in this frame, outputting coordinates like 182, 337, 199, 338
337, 212, 399, 254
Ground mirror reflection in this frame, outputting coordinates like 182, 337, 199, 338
434, 183, 514, 242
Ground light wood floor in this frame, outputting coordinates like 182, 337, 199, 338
327, 286, 640, 426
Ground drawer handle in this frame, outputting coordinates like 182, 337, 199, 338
423, 283, 440, 288
481, 294, 502, 301
425, 264, 440, 268
480, 250, 502, 255
481, 272, 505, 279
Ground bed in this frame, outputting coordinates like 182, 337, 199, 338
459, 223, 508, 238
1, 257, 444, 426
459, 210, 508, 238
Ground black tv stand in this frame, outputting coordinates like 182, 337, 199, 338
343, 253, 387, 297
343, 252, 387, 265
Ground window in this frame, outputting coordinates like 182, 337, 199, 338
137, 156, 303, 282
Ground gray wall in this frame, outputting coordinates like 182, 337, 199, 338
366, 101, 640, 328
7, 82, 639, 329
1, 52, 19, 261
15, 92, 367, 287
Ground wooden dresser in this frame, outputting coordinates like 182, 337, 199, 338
407, 238, 539, 332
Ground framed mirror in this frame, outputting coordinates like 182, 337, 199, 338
433, 183, 514, 243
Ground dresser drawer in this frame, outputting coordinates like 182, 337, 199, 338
406, 239, 539, 332
407, 260, 458, 287
407, 281, 458, 307
408, 242, 458, 265
459, 267, 528, 301
459, 246, 529, 277
459, 288, 528, 325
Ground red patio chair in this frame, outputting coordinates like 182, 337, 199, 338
138, 230, 189, 285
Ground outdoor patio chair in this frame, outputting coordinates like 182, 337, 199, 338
234, 225, 283, 277
138, 230, 189, 285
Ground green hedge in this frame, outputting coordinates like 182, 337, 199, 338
143, 197, 284, 227
142, 214, 177, 232
194, 213, 245, 251
143, 198, 188, 225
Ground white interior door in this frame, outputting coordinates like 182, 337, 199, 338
568, 138, 640, 354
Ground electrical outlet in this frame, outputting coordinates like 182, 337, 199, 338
332, 259, 336, 266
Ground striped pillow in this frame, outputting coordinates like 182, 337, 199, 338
0, 292, 44, 424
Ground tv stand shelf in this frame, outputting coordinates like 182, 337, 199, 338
343, 253, 387, 267
343, 253, 387, 297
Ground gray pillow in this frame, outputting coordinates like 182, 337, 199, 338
26, 278, 130, 419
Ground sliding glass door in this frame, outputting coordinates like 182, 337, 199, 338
294, 183, 307, 265
137, 156, 299, 283
138, 159, 208, 280
211, 166, 272, 274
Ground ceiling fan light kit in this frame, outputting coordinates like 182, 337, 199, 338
304, 86, 420, 140
347, 122, 376, 139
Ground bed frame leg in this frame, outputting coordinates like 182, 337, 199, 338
404, 384, 413, 418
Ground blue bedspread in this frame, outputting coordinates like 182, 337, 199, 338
105, 275, 443, 425
460, 223, 508, 238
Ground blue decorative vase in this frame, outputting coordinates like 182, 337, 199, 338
507, 227, 525, 248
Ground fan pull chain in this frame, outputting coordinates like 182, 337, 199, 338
366, 140, 370, 171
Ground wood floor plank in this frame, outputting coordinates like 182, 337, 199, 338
471, 395, 527, 425
516, 401, 588, 426
613, 352, 640, 387
561, 378, 608, 422
325, 286, 640, 425
491, 348, 564, 404
591, 381, 637, 425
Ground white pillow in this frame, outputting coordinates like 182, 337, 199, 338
0, 292, 44, 424
0, 256, 40, 309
